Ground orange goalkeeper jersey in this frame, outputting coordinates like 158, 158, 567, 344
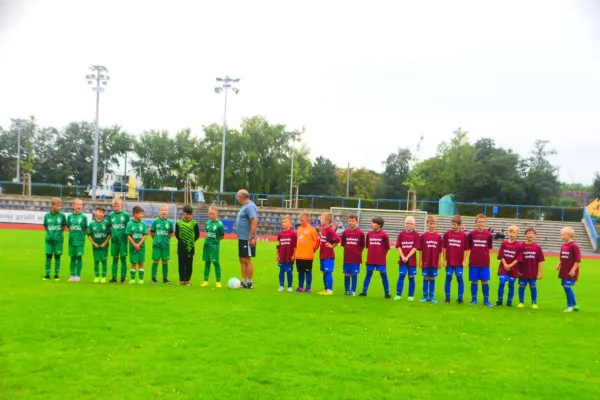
295, 225, 320, 260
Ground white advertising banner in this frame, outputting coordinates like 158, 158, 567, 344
0, 209, 93, 225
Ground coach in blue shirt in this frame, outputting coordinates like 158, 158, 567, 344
236, 189, 258, 289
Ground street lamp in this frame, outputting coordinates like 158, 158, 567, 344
86, 65, 109, 200
286, 130, 302, 206
214, 75, 240, 193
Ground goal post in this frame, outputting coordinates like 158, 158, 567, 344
330, 207, 428, 239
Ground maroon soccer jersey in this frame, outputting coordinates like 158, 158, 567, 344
497, 240, 522, 278
319, 225, 340, 260
396, 230, 420, 266
468, 229, 493, 267
420, 231, 443, 268
277, 229, 297, 264
519, 242, 545, 280
443, 229, 469, 266
366, 230, 390, 266
341, 228, 366, 264
558, 241, 581, 281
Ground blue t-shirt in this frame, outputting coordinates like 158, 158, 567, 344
236, 201, 258, 240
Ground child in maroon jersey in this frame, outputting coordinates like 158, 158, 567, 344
468, 214, 494, 306
419, 216, 443, 303
359, 217, 391, 299
341, 214, 365, 296
276, 216, 297, 291
556, 226, 581, 312
318, 212, 340, 295
395, 216, 420, 301
443, 215, 469, 304
518, 227, 545, 308
495, 225, 522, 307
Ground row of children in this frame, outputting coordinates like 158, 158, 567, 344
42, 198, 225, 286
277, 212, 582, 312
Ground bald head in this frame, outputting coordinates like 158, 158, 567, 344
236, 189, 250, 204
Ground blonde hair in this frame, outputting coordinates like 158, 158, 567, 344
72, 198, 83, 205
561, 226, 574, 237
208, 205, 219, 213
476, 213, 486, 222
405, 216, 416, 224
508, 225, 519, 233
51, 197, 61, 205
112, 197, 123, 205
299, 212, 310, 220
427, 216, 437, 223
281, 215, 291, 222
321, 212, 333, 223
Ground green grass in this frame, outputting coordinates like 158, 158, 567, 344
1, 229, 599, 400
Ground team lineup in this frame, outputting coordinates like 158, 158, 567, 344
42, 193, 582, 313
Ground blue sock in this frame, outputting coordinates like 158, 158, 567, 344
457, 276, 465, 300
363, 270, 373, 294
326, 272, 333, 291
507, 281, 515, 304
531, 285, 538, 304
306, 272, 313, 289
279, 268, 285, 287
323, 273, 327, 290
287, 270, 293, 288
408, 277, 415, 297
429, 279, 436, 299
344, 275, 350, 291
351, 274, 358, 292
444, 274, 452, 299
482, 283, 490, 302
422, 279, 429, 299
564, 286, 576, 307
381, 272, 390, 296
298, 271, 305, 289
571, 289, 576, 307
471, 282, 478, 301
396, 274, 406, 296
519, 285, 526, 303
498, 281, 505, 302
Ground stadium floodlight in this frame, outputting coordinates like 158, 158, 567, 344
214, 75, 240, 193
86, 65, 110, 200
286, 129, 302, 207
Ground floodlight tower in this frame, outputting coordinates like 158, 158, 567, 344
286, 130, 302, 205
86, 65, 110, 200
214, 76, 240, 193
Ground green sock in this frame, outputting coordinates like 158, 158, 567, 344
76, 257, 83, 277
45, 257, 51, 276
152, 262, 158, 280
162, 263, 168, 280
54, 257, 61, 276
214, 262, 222, 282
94, 261, 100, 278
70, 258, 76, 277
102, 260, 108, 277
120, 256, 127, 279
112, 257, 119, 278
204, 261, 211, 281
130, 268, 136, 280
139, 268, 145, 280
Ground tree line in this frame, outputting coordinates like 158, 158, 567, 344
1, 116, 598, 205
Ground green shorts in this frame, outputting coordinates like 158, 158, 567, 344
130, 249, 146, 264
152, 246, 170, 261
111, 241, 128, 257
45, 242, 64, 256
93, 247, 109, 262
202, 249, 220, 263
69, 245, 85, 257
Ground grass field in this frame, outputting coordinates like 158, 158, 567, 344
1, 229, 600, 400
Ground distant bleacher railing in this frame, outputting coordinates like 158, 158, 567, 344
0, 180, 586, 222
583, 208, 599, 252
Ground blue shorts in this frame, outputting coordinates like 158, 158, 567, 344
519, 279, 537, 287
278, 263, 293, 273
367, 264, 387, 272
561, 279, 576, 287
320, 258, 335, 273
469, 267, 491, 282
399, 265, 417, 276
343, 263, 360, 275
422, 267, 439, 278
499, 274, 516, 284
446, 266, 464, 277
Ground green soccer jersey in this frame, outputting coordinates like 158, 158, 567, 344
205, 220, 225, 251
108, 211, 130, 244
126, 219, 147, 251
151, 218, 174, 249
67, 213, 88, 246
88, 219, 111, 246
43, 211, 67, 244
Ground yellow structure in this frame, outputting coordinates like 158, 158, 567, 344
587, 199, 600, 218
127, 176, 137, 199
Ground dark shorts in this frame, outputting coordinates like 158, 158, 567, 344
238, 240, 256, 258
296, 259, 313, 272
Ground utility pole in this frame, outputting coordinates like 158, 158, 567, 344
214, 76, 240, 193
86, 65, 110, 200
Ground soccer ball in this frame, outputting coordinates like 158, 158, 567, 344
228, 278, 241, 289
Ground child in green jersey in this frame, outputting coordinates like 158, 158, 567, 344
87, 206, 112, 283
43, 197, 67, 281
126, 206, 147, 284
150, 204, 175, 284
201, 206, 225, 288
108, 197, 130, 283
67, 198, 88, 282
175, 204, 200, 286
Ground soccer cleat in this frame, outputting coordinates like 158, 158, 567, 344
484, 301, 494, 307
240, 281, 248, 289
200, 281, 209, 287
151, 279, 158, 285
43, 275, 51, 281
506, 302, 512, 307
419, 297, 429, 303
163, 279, 171, 284
344, 291, 350, 296
496, 300, 503, 306
321, 290, 334, 296
186, 282, 192, 286
457, 299, 464, 304
287, 287, 293, 292
75, 277, 81, 282
295, 287, 305, 292
350, 291, 356, 296
359, 293, 367, 297
573, 305, 580, 312
385, 294, 392, 299
216, 282, 222, 288
563, 306, 573, 313
129, 279, 136, 284
247, 282, 255, 289
177, 281, 184, 286
54, 275, 59, 281
278, 286, 285, 292
407, 296, 415, 302
531, 304, 539, 309
100, 277, 107, 283
393, 295, 402, 301
444, 298, 450, 303
470, 300, 478, 305
109, 278, 118, 283
318, 290, 328, 295
304, 288, 311, 293
68, 277, 75, 282
120, 279, 126, 284
138, 280, 144, 284
430, 298, 438, 304
517, 303, 525, 308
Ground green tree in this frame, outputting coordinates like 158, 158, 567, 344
376, 148, 412, 199
592, 172, 600, 200
521, 140, 560, 205
336, 168, 381, 198
303, 156, 340, 196
0, 117, 37, 181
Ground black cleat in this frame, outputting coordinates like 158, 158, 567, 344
444, 298, 451, 303
359, 293, 367, 297
120, 279, 126, 284
163, 279, 171, 284
151, 278, 158, 284
506, 303, 512, 307
496, 300, 503, 306
43, 275, 51, 280
457, 299, 464, 304
246, 282, 254, 289
385, 294, 392, 299
241, 281, 248, 289
109, 278, 118, 283
54, 275, 60, 281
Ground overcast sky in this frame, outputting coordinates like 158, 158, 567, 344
1, 0, 599, 184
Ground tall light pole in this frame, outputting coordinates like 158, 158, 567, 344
286, 130, 301, 205
214, 75, 240, 193
86, 65, 109, 200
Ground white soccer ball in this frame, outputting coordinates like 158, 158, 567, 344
228, 277, 241, 289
